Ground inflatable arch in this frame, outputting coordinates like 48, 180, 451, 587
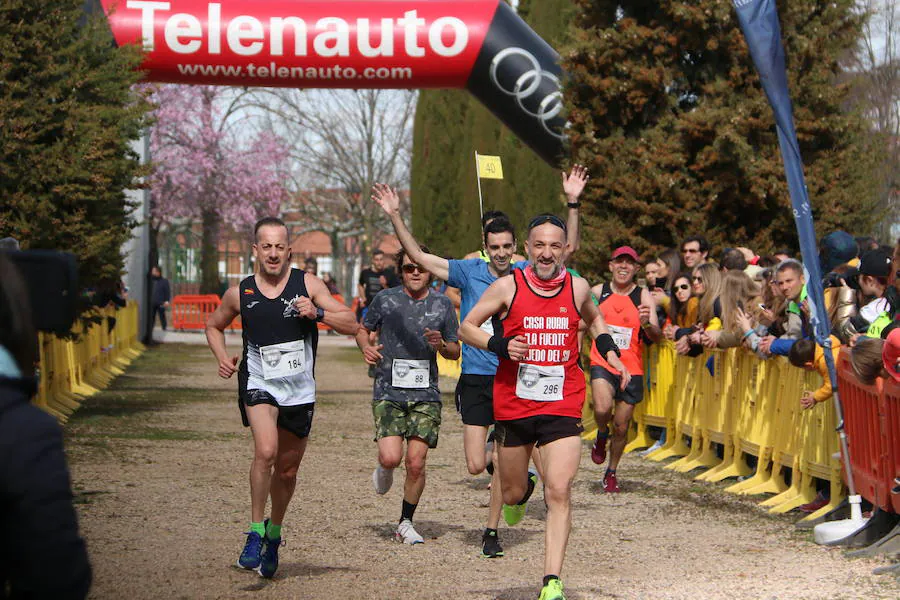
96, 0, 567, 165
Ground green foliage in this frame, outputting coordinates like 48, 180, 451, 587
0, 1, 150, 309
564, 0, 883, 281
411, 1, 576, 258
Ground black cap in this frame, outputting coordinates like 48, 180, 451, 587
859, 249, 892, 278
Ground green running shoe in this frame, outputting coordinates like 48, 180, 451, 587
503, 471, 537, 526
538, 578, 565, 600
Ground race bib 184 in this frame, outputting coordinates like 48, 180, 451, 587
259, 340, 305, 380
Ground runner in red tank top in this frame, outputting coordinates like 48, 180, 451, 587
588, 246, 661, 494
459, 214, 630, 600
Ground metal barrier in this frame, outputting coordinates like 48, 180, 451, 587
579, 341, 855, 518
35, 302, 143, 423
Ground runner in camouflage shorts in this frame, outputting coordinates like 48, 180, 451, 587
372, 400, 442, 448
356, 243, 460, 545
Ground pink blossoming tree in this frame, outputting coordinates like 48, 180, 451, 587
149, 84, 289, 293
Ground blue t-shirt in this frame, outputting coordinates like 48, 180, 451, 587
447, 259, 528, 375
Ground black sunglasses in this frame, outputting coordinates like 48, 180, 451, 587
527, 214, 567, 232
692, 276, 703, 282
675, 283, 690, 291
401, 264, 425, 274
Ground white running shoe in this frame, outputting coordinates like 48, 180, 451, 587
640, 439, 664, 457
395, 519, 424, 545
373, 464, 394, 495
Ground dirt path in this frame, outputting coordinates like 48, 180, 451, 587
66, 341, 898, 600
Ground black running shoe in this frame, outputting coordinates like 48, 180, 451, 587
481, 529, 504, 558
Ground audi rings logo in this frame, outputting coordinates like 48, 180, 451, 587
489, 47, 565, 140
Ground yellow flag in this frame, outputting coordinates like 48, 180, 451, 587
477, 155, 504, 179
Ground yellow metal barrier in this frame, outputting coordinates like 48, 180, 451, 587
34, 301, 143, 424
577, 338, 844, 518
437, 354, 462, 380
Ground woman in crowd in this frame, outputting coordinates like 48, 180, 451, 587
663, 273, 697, 342
321, 271, 340, 296
649, 249, 681, 310
850, 336, 887, 385
675, 264, 721, 355
701, 270, 761, 348
693, 263, 723, 328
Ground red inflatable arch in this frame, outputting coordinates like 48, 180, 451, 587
95, 0, 567, 165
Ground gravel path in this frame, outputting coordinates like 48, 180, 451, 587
66, 341, 898, 600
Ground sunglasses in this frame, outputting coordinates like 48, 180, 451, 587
401, 264, 425, 274
683, 248, 701, 253
692, 276, 703, 283
527, 214, 567, 232
675, 283, 691, 291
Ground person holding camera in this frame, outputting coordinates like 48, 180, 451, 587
0, 253, 91, 599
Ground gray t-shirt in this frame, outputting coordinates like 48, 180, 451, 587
363, 287, 459, 403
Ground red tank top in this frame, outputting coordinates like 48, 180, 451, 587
589, 283, 645, 375
493, 269, 585, 420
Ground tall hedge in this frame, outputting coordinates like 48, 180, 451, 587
563, 0, 882, 280
410, 0, 576, 257
0, 1, 150, 306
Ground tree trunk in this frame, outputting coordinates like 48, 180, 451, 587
200, 209, 221, 295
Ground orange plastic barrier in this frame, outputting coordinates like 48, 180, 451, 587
839, 347, 897, 513
171, 294, 221, 330
318, 294, 345, 331
883, 379, 900, 513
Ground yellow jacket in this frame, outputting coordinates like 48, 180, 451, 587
812, 337, 841, 403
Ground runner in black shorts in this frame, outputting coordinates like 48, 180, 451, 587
206, 217, 358, 578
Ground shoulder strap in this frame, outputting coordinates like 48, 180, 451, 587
597, 282, 612, 304
628, 285, 644, 309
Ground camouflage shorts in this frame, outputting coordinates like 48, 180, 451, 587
372, 400, 442, 448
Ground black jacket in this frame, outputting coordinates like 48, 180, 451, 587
0, 377, 91, 600
151, 276, 171, 306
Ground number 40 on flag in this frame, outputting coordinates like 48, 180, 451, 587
477, 155, 504, 179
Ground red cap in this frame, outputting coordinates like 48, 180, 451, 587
611, 246, 641, 263
883, 328, 900, 382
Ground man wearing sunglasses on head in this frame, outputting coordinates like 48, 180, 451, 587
459, 213, 629, 600
356, 245, 460, 545
588, 247, 661, 493
371, 168, 588, 560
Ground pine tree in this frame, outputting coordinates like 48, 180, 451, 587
564, 0, 882, 281
0, 1, 150, 311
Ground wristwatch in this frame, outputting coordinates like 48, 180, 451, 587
567, 201, 581, 209
315, 307, 325, 322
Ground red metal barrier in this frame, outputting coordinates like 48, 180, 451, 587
879, 378, 900, 513
837, 348, 895, 512
171, 294, 221, 330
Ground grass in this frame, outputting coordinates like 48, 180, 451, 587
65, 344, 232, 454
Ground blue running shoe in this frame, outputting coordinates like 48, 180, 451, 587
237, 531, 263, 570
259, 535, 281, 578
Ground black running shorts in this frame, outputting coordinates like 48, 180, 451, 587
590, 365, 644, 406
454, 374, 495, 427
240, 389, 315, 439
494, 414, 583, 448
